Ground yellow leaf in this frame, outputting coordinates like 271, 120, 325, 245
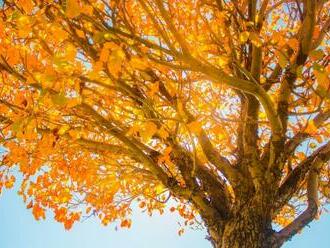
218, 55, 229, 67
259, 112, 267, 119
111, 49, 126, 61
25, 118, 38, 140
140, 122, 158, 141
239, 31, 250, 44
58, 125, 70, 135
155, 183, 165, 194
309, 142, 317, 149
16, 15, 30, 28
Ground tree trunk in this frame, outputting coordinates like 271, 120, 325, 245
207, 203, 277, 248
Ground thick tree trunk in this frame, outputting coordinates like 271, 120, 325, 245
206, 202, 278, 248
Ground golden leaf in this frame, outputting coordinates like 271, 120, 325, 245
65, 0, 80, 18
239, 31, 250, 44
187, 121, 202, 134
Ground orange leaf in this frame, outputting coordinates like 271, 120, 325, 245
170, 207, 176, 212
4, 175, 15, 189
120, 219, 131, 228
26, 201, 33, 209
65, 0, 80, 18
187, 121, 202, 134
305, 120, 318, 135
32, 204, 46, 220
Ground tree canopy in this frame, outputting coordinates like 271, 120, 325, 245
0, 0, 329, 247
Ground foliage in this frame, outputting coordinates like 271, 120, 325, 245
0, 0, 329, 247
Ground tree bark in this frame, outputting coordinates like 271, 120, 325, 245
206, 202, 277, 248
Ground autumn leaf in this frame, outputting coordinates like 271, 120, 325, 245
32, 204, 46, 220
4, 175, 15, 189
287, 38, 299, 51
139, 201, 146, 208
0, 1, 330, 246
99, 46, 110, 62
150, 82, 159, 96
140, 122, 158, 141
314, 69, 329, 88
310, 50, 324, 60
64, 0, 81, 18
120, 219, 131, 228
130, 57, 149, 70
239, 31, 250, 44
58, 125, 70, 135
155, 184, 165, 195
187, 121, 202, 134
51, 93, 68, 106
158, 126, 169, 140
19, 0, 34, 13
305, 120, 318, 134
68, 129, 81, 139
26, 201, 33, 209
278, 52, 289, 69
178, 228, 185, 236
64, 219, 74, 230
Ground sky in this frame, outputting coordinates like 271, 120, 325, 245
0, 186, 329, 248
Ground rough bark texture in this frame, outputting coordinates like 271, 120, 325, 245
206, 198, 277, 248
210, 216, 275, 248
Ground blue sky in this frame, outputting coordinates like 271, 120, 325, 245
0, 186, 329, 248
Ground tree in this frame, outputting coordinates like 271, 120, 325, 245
0, 0, 329, 247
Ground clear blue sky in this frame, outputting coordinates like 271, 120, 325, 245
0, 186, 329, 248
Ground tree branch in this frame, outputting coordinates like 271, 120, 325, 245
283, 110, 330, 161
79, 103, 171, 185
185, 60, 284, 139
275, 166, 319, 246
198, 130, 241, 185
276, 141, 330, 211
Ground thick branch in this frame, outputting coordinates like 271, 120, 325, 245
275, 168, 319, 246
198, 130, 241, 185
186, 60, 283, 139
